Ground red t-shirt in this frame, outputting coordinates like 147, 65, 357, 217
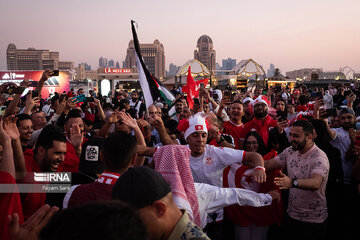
239, 115, 277, 147
0, 171, 24, 240
58, 138, 87, 173
20, 149, 46, 220
223, 121, 243, 149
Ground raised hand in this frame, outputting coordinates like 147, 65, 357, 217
0, 118, 11, 145
25, 91, 39, 110
9, 204, 59, 240
118, 112, 138, 129
40, 69, 54, 82
107, 112, 119, 124
70, 123, 83, 148
55, 98, 66, 115
3, 115, 20, 140
276, 117, 288, 134
19, 79, 31, 88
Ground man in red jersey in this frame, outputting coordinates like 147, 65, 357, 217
21, 125, 67, 220
239, 95, 277, 149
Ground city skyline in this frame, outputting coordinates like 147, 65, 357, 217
1, 0, 360, 74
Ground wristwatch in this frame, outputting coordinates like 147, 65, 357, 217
292, 177, 299, 188
217, 135, 225, 145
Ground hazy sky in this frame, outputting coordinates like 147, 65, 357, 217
1, 0, 360, 74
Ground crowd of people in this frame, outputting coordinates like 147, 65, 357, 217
1, 69, 360, 240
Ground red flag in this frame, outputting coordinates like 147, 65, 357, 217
182, 78, 209, 96
186, 66, 196, 109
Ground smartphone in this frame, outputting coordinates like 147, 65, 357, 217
86, 97, 94, 102
51, 70, 60, 76
325, 108, 337, 118
0, 85, 25, 94
200, 83, 205, 90
32, 90, 39, 98
276, 110, 287, 121
29, 81, 39, 87
75, 94, 86, 103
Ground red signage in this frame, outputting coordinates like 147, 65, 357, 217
0, 71, 70, 98
103, 68, 132, 74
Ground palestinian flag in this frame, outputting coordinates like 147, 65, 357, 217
131, 20, 175, 108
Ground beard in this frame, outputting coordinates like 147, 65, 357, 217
132, 97, 137, 102
291, 138, 307, 151
342, 122, 355, 131
254, 110, 268, 119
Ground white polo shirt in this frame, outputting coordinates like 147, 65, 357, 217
189, 145, 245, 187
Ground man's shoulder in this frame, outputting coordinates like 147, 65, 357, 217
171, 211, 210, 240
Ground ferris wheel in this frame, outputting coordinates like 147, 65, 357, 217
341, 66, 356, 80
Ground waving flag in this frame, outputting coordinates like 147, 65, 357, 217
131, 20, 175, 108
182, 78, 209, 97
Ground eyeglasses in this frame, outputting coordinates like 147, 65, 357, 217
246, 141, 258, 145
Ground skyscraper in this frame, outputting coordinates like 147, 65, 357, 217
125, 39, 165, 80
168, 63, 179, 76
99, 57, 108, 68
108, 59, 115, 68
222, 58, 236, 70
194, 35, 216, 73
115, 61, 120, 68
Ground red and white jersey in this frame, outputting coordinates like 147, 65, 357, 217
223, 121, 244, 149
189, 145, 245, 187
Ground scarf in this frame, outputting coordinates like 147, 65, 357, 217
153, 145, 201, 227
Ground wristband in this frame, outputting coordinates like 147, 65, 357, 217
255, 166, 266, 171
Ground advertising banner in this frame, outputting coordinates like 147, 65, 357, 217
0, 70, 70, 98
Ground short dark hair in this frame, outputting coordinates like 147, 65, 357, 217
35, 124, 66, 154
231, 100, 243, 105
39, 201, 148, 240
292, 120, 314, 136
103, 132, 137, 171
16, 114, 31, 126
65, 109, 82, 123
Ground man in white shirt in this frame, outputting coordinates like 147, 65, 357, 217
184, 114, 266, 188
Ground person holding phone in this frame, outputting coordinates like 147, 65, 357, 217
320, 106, 358, 239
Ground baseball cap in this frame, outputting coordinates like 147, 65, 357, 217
79, 137, 105, 175
112, 166, 171, 209
339, 107, 355, 116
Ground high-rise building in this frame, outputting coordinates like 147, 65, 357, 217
108, 59, 115, 68
99, 57, 108, 68
125, 39, 165, 80
222, 58, 236, 70
115, 61, 120, 68
6, 43, 60, 70
194, 35, 216, 73
168, 63, 179, 76
267, 64, 275, 78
